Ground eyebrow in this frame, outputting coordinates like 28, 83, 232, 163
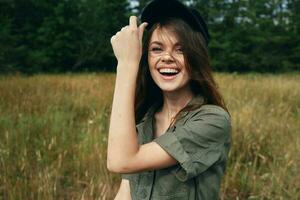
149, 41, 181, 46
149, 41, 163, 46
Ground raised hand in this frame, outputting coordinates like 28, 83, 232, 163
110, 16, 148, 67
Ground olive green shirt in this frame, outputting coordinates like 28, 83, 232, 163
122, 96, 231, 200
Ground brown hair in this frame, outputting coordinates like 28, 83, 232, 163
135, 18, 228, 123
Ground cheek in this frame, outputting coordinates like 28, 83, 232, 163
181, 66, 191, 82
179, 56, 185, 67
148, 56, 157, 72
147, 56, 152, 67
147, 57, 155, 76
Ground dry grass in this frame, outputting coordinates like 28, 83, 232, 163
0, 72, 299, 200
218, 73, 300, 200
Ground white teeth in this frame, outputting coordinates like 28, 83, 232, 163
159, 68, 179, 73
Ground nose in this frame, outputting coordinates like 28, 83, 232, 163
161, 51, 174, 63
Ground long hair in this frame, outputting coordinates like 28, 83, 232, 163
135, 18, 228, 123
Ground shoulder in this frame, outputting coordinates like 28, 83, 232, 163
181, 104, 231, 140
188, 104, 231, 123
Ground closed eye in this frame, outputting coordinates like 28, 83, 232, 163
150, 47, 162, 53
174, 44, 183, 53
150, 47, 163, 52
175, 48, 183, 53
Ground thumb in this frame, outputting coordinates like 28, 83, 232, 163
139, 22, 148, 44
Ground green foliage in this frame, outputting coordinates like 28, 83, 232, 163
0, 0, 299, 73
191, 0, 300, 72
0, 0, 129, 73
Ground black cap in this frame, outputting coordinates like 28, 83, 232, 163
141, 0, 210, 46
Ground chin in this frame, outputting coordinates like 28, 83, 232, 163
151, 73, 191, 93
160, 87, 179, 93
157, 83, 188, 93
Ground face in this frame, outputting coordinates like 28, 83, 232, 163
148, 27, 191, 93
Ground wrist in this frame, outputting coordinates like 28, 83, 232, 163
117, 61, 140, 69
116, 62, 139, 86
117, 62, 139, 75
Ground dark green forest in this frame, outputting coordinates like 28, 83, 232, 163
0, 0, 299, 74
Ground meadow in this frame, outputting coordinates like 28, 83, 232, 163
0, 73, 299, 200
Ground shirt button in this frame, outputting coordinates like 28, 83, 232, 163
140, 189, 147, 199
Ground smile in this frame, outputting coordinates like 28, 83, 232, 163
157, 67, 180, 80
158, 66, 180, 76
158, 68, 179, 76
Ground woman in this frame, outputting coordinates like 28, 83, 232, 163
107, 0, 231, 199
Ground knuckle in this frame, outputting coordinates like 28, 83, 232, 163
122, 26, 129, 32
110, 37, 114, 43
130, 28, 137, 33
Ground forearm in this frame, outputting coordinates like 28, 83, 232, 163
107, 62, 139, 171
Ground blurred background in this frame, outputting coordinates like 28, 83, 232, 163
1, 0, 299, 74
0, 0, 299, 200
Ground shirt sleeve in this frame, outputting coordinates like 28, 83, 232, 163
153, 105, 231, 182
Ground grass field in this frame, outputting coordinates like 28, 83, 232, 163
0, 73, 299, 200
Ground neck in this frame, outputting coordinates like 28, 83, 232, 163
161, 87, 194, 121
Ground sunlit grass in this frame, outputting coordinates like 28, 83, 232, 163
0, 72, 299, 199
218, 73, 300, 199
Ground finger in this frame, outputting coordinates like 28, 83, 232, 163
121, 26, 128, 31
129, 16, 137, 29
139, 22, 148, 43
110, 35, 116, 44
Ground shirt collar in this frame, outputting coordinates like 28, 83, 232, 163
140, 94, 205, 124
138, 94, 205, 141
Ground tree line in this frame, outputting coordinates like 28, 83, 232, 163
0, 0, 299, 74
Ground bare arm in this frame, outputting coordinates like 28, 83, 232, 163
107, 16, 178, 173
114, 179, 131, 200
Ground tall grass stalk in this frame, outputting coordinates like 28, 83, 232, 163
0, 73, 299, 199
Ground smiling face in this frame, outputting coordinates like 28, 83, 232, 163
148, 27, 191, 94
